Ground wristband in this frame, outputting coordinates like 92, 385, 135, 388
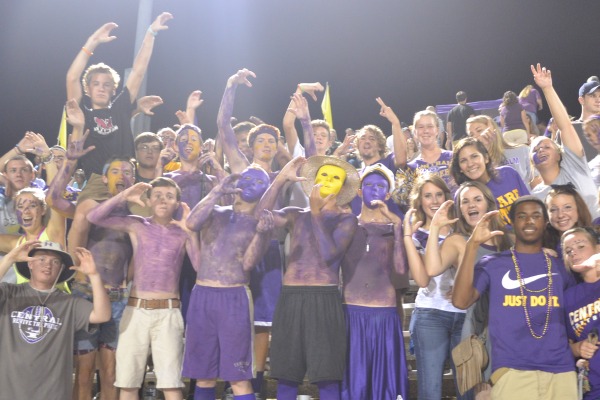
14, 145, 24, 155
41, 152, 54, 164
81, 47, 93, 56
147, 27, 158, 37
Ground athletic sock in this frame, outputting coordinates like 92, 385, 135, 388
276, 379, 299, 400
316, 380, 341, 400
194, 386, 215, 400
251, 371, 264, 393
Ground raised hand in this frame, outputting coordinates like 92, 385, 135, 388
531, 63, 553, 90
7, 240, 42, 263
175, 109, 191, 125
376, 97, 400, 124
468, 210, 504, 246
137, 95, 163, 116
309, 184, 336, 213
279, 156, 307, 182
287, 92, 311, 122
370, 200, 401, 224
20, 131, 50, 156
187, 90, 204, 110
298, 82, 324, 101
430, 200, 459, 229
150, 12, 174, 33
67, 130, 95, 160
216, 174, 242, 196
572, 253, 600, 270
333, 133, 356, 157
89, 22, 118, 46
403, 208, 424, 236
227, 68, 256, 88
70, 247, 98, 276
123, 182, 152, 208
257, 209, 274, 233
65, 98, 85, 129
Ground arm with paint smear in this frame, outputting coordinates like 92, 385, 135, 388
255, 156, 307, 218
242, 209, 274, 271
217, 69, 255, 174
87, 183, 148, 232
185, 174, 240, 232
309, 187, 358, 265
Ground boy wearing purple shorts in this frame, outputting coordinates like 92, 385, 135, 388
183, 162, 298, 400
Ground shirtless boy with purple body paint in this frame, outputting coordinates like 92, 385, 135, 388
217, 68, 288, 395
340, 164, 409, 400
182, 161, 292, 400
46, 100, 135, 400
87, 177, 199, 400
256, 151, 359, 400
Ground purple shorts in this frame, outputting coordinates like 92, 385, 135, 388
249, 240, 283, 326
182, 285, 254, 381
342, 304, 409, 400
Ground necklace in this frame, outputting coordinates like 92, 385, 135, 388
510, 248, 553, 339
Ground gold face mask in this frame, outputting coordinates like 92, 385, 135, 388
315, 164, 346, 198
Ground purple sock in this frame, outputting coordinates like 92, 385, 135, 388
251, 371, 264, 393
316, 381, 341, 400
194, 386, 215, 400
234, 394, 256, 400
277, 379, 299, 400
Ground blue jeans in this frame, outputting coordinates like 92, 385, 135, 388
410, 307, 466, 400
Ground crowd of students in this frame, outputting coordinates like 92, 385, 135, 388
2, 11, 600, 400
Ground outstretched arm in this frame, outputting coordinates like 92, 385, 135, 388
242, 210, 274, 271
452, 211, 503, 309
287, 92, 317, 157
87, 183, 148, 231
217, 69, 255, 173
531, 63, 584, 157
126, 12, 173, 101
376, 97, 407, 167
66, 22, 119, 103
186, 174, 240, 232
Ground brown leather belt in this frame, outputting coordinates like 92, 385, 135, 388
127, 297, 180, 309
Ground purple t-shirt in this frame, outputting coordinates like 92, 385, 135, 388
519, 88, 541, 114
564, 279, 600, 399
474, 250, 576, 374
500, 103, 526, 131
407, 150, 457, 194
487, 166, 530, 227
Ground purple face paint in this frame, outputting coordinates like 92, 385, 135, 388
361, 173, 389, 209
532, 152, 542, 165
236, 168, 270, 203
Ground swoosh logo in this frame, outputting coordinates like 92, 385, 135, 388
501, 271, 558, 290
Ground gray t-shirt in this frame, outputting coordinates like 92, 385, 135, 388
0, 192, 20, 284
531, 146, 600, 219
502, 145, 532, 187
0, 284, 92, 400
588, 154, 600, 187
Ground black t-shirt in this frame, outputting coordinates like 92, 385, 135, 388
447, 103, 476, 141
81, 88, 135, 178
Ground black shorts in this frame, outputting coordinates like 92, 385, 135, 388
269, 285, 346, 383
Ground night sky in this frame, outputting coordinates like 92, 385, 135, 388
1, 0, 598, 156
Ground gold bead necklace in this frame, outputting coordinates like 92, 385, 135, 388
510, 248, 553, 339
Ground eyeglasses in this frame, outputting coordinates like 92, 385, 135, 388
33, 256, 63, 268
137, 145, 162, 153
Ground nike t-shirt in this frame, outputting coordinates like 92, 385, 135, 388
473, 250, 576, 374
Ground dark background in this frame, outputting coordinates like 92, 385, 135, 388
1, 0, 597, 154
